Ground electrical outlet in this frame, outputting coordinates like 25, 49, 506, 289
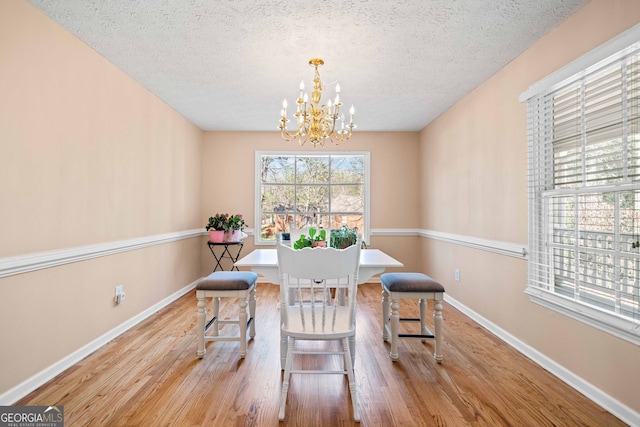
455, 269, 460, 282
115, 285, 124, 305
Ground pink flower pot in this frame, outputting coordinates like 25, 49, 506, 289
208, 230, 224, 243
225, 230, 242, 242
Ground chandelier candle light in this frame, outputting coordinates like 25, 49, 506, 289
279, 58, 355, 147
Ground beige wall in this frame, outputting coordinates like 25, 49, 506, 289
200, 131, 422, 275
420, 0, 640, 413
2, 0, 638, 417
0, 1, 203, 395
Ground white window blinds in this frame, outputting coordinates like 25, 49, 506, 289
524, 35, 640, 343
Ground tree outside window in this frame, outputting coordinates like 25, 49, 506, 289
256, 153, 369, 244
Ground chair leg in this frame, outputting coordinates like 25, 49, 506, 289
196, 296, 206, 358
249, 287, 256, 338
342, 337, 360, 422
434, 295, 444, 363
381, 288, 389, 341
280, 332, 288, 370
279, 336, 295, 421
239, 295, 248, 358
419, 298, 427, 343
389, 297, 400, 361
349, 334, 356, 368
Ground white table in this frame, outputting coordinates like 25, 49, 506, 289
235, 248, 404, 284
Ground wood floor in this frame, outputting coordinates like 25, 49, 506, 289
18, 283, 624, 426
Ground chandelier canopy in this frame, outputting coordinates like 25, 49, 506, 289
279, 58, 355, 147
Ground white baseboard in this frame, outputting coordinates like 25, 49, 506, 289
0, 278, 201, 405
444, 295, 640, 427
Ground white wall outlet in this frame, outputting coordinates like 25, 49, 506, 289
455, 269, 460, 282
115, 285, 125, 305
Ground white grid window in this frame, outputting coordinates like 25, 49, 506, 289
254, 152, 369, 245
523, 33, 640, 345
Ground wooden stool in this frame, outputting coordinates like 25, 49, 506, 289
381, 272, 444, 362
196, 271, 257, 358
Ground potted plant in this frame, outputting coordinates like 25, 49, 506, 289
292, 227, 326, 249
206, 213, 228, 243
225, 214, 246, 242
330, 226, 358, 249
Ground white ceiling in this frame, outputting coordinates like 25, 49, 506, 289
28, 0, 587, 132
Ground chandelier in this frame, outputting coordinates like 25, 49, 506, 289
279, 58, 355, 147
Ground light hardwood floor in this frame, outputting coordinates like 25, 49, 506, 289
18, 282, 624, 426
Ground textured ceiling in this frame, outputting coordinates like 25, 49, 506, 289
28, 0, 587, 132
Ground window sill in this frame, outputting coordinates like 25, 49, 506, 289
525, 286, 640, 346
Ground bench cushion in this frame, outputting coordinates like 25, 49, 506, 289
197, 271, 258, 291
381, 272, 444, 293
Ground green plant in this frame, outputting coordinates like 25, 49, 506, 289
227, 214, 246, 231
293, 227, 326, 249
330, 226, 358, 249
206, 213, 228, 231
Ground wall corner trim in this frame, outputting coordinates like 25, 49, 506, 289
0, 229, 205, 279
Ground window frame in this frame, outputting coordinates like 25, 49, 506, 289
522, 25, 640, 346
254, 151, 370, 246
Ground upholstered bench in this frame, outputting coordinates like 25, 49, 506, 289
196, 271, 258, 358
381, 272, 445, 362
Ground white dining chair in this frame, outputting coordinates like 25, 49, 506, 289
276, 238, 362, 421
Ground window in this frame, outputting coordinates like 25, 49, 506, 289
255, 152, 370, 245
522, 32, 640, 345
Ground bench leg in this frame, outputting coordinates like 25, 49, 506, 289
389, 297, 400, 361
419, 298, 428, 342
212, 297, 220, 336
434, 295, 443, 363
197, 296, 206, 358
239, 296, 248, 358
381, 288, 389, 341
249, 287, 256, 338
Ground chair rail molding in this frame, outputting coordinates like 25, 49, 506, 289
0, 229, 204, 279
419, 229, 527, 258
371, 228, 527, 259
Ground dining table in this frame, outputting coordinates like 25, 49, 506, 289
234, 247, 404, 284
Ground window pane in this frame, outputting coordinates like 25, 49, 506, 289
628, 129, 640, 181
261, 155, 295, 183
295, 185, 329, 212
331, 156, 364, 184
329, 214, 364, 233
577, 193, 615, 237
577, 251, 616, 311
619, 256, 640, 320
296, 156, 329, 184
259, 213, 277, 240
331, 185, 364, 212
261, 184, 294, 212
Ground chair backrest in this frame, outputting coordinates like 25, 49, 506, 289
277, 236, 362, 331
